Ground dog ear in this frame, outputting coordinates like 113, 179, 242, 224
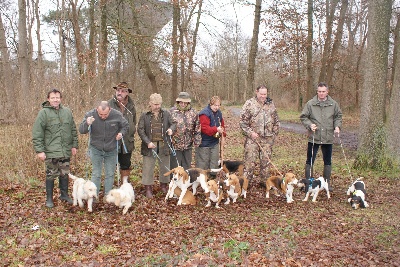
164, 168, 174, 176
114, 192, 121, 206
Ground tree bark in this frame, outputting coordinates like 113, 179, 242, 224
354, 0, 391, 170
34, 0, 44, 85
305, 0, 313, 111
69, 0, 85, 77
18, 0, 30, 118
389, 12, 400, 101
98, 0, 108, 93
246, 0, 261, 101
171, 0, 180, 104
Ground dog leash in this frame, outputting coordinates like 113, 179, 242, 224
151, 148, 171, 171
253, 139, 283, 176
310, 132, 315, 179
166, 135, 179, 167
85, 125, 92, 180
338, 134, 354, 183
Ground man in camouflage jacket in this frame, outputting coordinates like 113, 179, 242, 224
239, 85, 280, 186
169, 92, 201, 171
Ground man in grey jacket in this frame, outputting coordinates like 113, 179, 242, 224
300, 82, 342, 191
79, 101, 129, 197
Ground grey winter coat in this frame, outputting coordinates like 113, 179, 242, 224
300, 95, 342, 144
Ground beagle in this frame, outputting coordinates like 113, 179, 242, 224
297, 176, 330, 202
265, 172, 298, 203
205, 179, 225, 208
224, 174, 249, 204
347, 177, 369, 209
173, 187, 197, 205
164, 167, 221, 205
219, 160, 244, 176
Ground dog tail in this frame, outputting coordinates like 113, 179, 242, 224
207, 167, 223, 173
355, 177, 364, 181
68, 173, 77, 180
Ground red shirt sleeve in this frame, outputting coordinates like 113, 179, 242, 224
199, 114, 218, 136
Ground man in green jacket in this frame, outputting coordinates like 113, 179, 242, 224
300, 82, 342, 191
32, 89, 79, 208
108, 82, 136, 184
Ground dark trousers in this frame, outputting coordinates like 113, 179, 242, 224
306, 142, 332, 166
118, 152, 132, 170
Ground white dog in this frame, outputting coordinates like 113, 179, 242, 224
105, 182, 135, 215
297, 176, 330, 202
69, 173, 98, 212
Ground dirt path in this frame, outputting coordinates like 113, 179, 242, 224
229, 107, 358, 149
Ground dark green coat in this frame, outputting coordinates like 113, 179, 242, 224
32, 102, 78, 158
300, 95, 342, 144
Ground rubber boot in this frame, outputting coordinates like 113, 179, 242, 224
45, 179, 55, 208
145, 185, 153, 198
323, 165, 333, 192
305, 164, 312, 179
160, 183, 168, 194
59, 175, 73, 204
120, 170, 131, 184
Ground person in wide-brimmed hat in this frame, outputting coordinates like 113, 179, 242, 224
108, 82, 136, 184
169, 92, 201, 173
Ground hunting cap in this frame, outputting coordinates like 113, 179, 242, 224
176, 92, 191, 103
149, 93, 162, 104
113, 82, 132, 93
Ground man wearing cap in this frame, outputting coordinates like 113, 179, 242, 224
108, 82, 136, 184
138, 93, 176, 198
169, 92, 201, 171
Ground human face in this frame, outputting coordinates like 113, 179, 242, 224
115, 88, 129, 101
317, 86, 329, 101
256, 88, 268, 103
178, 101, 189, 108
210, 101, 220, 112
97, 107, 111, 120
150, 102, 161, 113
48, 92, 61, 109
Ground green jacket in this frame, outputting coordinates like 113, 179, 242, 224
32, 102, 78, 158
300, 95, 342, 144
108, 96, 136, 153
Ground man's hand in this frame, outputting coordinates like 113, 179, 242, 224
334, 126, 340, 137
310, 124, 317, 132
148, 142, 156, 149
250, 131, 259, 140
116, 133, 123, 140
87, 116, 95, 125
37, 152, 46, 161
166, 129, 173, 136
71, 148, 77, 156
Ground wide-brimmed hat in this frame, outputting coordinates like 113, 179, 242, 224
113, 82, 132, 93
176, 92, 191, 103
149, 93, 162, 104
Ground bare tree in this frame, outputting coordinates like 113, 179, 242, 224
305, 0, 313, 111
354, 0, 391, 170
18, 0, 30, 115
171, 0, 180, 105
246, 0, 261, 101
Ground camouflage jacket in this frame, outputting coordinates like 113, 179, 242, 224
169, 105, 201, 150
239, 97, 280, 138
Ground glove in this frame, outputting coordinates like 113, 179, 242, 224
87, 116, 95, 125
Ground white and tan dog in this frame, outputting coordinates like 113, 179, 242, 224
224, 174, 249, 204
69, 173, 98, 212
164, 167, 221, 205
205, 179, 225, 208
105, 182, 135, 215
173, 187, 197, 205
297, 176, 330, 202
265, 172, 298, 203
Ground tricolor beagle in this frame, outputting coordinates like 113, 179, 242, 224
205, 179, 225, 208
297, 176, 330, 202
224, 174, 249, 204
265, 172, 298, 203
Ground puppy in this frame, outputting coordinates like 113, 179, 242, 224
297, 176, 330, 202
265, 172, 298, 203
173, 187, 197, 205
347, 177, 369, 209
224, 174, 249, 204
105, 182, 135, 215
69, 173, 98, 212
205, 179, 225, 208
164, 167, 221, 205
219, 160, 244, 176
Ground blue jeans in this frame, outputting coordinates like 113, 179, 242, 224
89, 146, 117, 195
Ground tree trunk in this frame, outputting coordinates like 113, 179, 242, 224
171, 0, 180, 105
88, 0, 96, 81
34, 0, 44, 86
18, 0, 30, 118
58, 0, 67, 78
98, 0, 108, 94
326, 0, 348, 87
246, 0, 261, 101
354, 0, 391, 170
389, 12, 400, 102
318, 0, 339, 86
305, 0, 313, 111
69, 0, 85, 77
0, 12, 17, 122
